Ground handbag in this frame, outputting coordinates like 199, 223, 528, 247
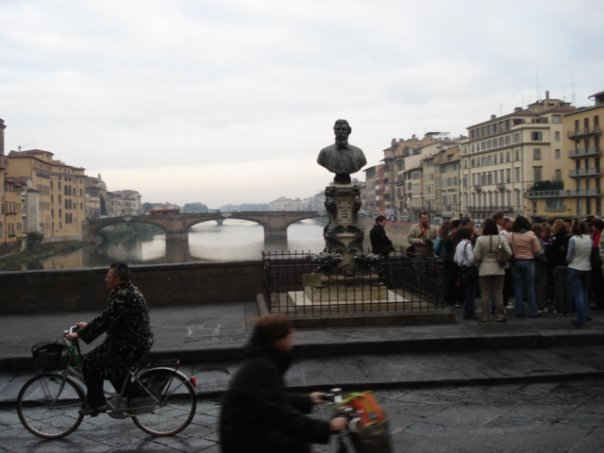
495, 237, 508, 266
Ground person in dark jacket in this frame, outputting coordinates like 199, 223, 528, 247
67, 262, 153, 416
370, 215, 394, 256
219, 314, 347, 453
547, 219, 572, 315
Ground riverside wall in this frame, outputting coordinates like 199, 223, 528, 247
1, 219, 415, 315
361, 217, 413, 249
0, 261, 264, 315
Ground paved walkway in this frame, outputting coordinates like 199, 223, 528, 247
2, 302, 604, 405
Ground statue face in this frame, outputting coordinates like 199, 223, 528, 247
334, 122, 350, 147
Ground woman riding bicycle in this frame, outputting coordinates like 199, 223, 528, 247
67, 262, 153, 416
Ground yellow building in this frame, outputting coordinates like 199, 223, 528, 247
0, 118, 22, 246
6, 149, 86, 241
526, 91, 604, 219
463, 93, 575, 220
434, 145, 461, 218
1, 177, 24, 246
382, 133, 446, 220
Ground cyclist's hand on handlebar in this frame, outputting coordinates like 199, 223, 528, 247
330, 417, 348, 433
66, 331, 78, 341
310, 392, 326, 405
66, 322, 87, 341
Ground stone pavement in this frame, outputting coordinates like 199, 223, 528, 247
2, 302, 604, 405
2, 380, 604, 452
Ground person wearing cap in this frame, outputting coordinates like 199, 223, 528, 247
219, 314, 347, 453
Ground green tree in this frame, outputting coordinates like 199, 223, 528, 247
182, 202, 209, 213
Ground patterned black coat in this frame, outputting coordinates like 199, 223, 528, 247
79, 281, 153, 382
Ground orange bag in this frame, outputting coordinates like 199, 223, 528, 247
342, 391, 385, 425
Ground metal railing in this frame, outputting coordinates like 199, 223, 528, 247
262, 250, 445, 316
567, 127, 602, 139
568, 147, 601, 158
526, 188, 601, 198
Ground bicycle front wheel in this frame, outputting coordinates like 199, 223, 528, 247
130, 368, 196, 436
17, 373, 85, 439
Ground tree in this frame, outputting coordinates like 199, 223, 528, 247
182, 202, 209, 213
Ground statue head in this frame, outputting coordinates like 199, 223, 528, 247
333, 119, 351, 148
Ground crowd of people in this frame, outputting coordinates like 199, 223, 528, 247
421, 211, 604, 327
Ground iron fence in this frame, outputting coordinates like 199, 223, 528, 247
262, 250, 445, 316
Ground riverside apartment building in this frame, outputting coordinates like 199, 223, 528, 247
6, 149, 87, 241
461, 92, 575, 220
526, 91, 604, 219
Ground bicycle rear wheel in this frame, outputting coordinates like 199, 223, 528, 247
129, 368, 196, 436
17, 373, 85, 439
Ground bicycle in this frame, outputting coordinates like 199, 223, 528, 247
17, 325, 198, 439
320, 389, 393, 453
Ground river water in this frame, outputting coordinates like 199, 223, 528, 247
39, 219, 326, 270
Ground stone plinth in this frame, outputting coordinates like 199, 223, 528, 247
303, 284, 389, 303
318, 184, 364, 274
286, 289, 410, 307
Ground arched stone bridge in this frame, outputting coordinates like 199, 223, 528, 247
82, 211, 323, 243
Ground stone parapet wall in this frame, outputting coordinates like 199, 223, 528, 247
0, 261, 264, 314
361, 217, 412, 250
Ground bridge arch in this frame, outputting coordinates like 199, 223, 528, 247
82, 211, 322, 243
90, 218, 169, 238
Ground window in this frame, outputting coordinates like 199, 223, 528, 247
515, 167, 521, 182
552, 115, 561, 124
515, 149, 520, 161
533, 166, 542, 182
533, 148, 541, 160
555, 149, 561, 159
546, 199, 564, 210
555, 169, 561, 181
531, 131, 543, 141
554, 131, 560, 141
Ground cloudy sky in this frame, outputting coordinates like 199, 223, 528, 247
1, 0, 603, 208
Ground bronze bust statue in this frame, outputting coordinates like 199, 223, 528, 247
317, 119, 367, 184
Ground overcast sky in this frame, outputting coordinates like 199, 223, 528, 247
1, 0, 603, 208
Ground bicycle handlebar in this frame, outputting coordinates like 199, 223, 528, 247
63, 325, 79, 337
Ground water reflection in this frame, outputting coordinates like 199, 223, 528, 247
39, 219, 325, 270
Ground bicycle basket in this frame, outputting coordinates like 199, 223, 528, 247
349, 419, 393, 453
31, 340, 66, 371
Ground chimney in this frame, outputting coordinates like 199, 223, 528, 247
545, 90, 550, 100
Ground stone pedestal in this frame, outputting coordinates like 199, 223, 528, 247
305, 184, 388, 308
319, 183, 364, 274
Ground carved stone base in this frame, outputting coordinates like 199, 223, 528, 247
287, 289, 408, 307
303, 284, 389, 303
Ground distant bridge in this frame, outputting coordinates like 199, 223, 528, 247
82, 211, 323, 243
